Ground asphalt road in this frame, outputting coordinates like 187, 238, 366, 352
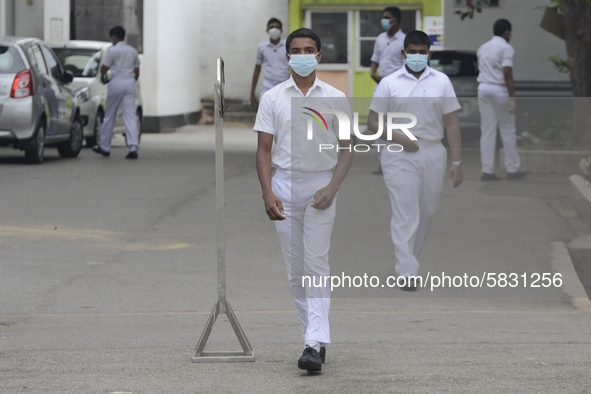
1, 125, 590, 393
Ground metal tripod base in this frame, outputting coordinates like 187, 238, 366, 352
192, 299, 255, 362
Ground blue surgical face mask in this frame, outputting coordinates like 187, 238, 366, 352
405, 53, 429, 72
381, 18, 392, 31
110, 39, 116, 45
288, 53, 319, 77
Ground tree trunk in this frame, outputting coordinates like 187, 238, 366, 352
562, 2, 591, 146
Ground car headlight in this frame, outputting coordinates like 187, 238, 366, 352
76, 87, 90, 102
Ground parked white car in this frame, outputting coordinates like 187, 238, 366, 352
49, 40, 142, 147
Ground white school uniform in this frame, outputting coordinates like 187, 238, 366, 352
477, 36, 521, 174
255, 39, 290, 98
370, 30, 406, 78
254, 75, 350, 345
99, 41, 140, 152
370, 66, 460, 277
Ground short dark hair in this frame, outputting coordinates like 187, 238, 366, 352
384, 6, 401, 20
286, 28, 321, 53
493, 19, 511, 36
109, 26, 126, 40
404, 30, 431, 50
267, 18, 282, 28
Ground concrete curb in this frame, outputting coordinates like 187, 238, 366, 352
570, 174, 591, 226
500, 149, 588, 174
551, 242, 591, 311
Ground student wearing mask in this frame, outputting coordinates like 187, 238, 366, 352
254, 28, 354, 372
368, 30, 463, 290
250, 18, 290, 109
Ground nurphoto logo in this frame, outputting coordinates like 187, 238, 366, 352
303, 107, 418, 152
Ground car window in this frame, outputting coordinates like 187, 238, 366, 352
429, 53, 478, 77
29, 44, 49, 75
0, 46, 26, 74
40, 45, 63, 80
52, 48, 102, 77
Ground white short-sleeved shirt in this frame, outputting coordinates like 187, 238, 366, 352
370, 66, 461, 141
256, 39, 290, 91
103, 41, 140, 79
370, 30, 406, 78
254, 76, 351, 172
477, 36, 514, 85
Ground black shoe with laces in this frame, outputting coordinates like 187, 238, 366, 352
507, 171, 526, 180
125, 151, 138, 159
481, 172, 500, 181
92, 145, 110, 157
298, 346, 322, 372
320, 346, 326, 363
400, 277, 418, 291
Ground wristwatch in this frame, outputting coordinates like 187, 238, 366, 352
451, 161, 463, 166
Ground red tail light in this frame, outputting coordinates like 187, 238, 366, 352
10, 70, 34, 98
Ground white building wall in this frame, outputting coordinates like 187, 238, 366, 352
199, 0, 289, 101
15, 0, 44, 38
142, 0, 201, 121
443, 0, 568, 81
43, 0, 69, 42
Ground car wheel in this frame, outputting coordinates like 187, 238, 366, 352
57, 115, 83, 158
25, 122, 45, 164
86, 109, 103, 147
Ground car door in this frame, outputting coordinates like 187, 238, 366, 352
24, 43, 63, 138
40, 44, 73, 138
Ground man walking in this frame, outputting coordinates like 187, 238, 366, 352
255, 28, 353, 372
477, 19, 525, 180
250, 18, 290, 109
368, 30, 463, 290
92, 25, 140, 159
369, 6, 406, 175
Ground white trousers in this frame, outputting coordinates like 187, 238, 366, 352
272, 169, 335, 345
100, 76, 138, 152
478, 83, 520, 174
381, 140, 446, 278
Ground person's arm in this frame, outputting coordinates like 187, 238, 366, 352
100, 65, 109, 76
312, 138, 354, 210
367, 110, 419, 152
443, 111, 463, 188
250, 64, 262, 109
256, 132, 285, 220
370, 62, 382, 84
134, 67, 139, 81
503, 66, 516, 113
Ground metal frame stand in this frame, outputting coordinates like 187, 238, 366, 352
192, 58, 254, 363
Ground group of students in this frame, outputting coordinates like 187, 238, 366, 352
252, 10, 523, 373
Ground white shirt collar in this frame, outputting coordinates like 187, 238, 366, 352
285, 74, 322, 96
401, 64, 432, 81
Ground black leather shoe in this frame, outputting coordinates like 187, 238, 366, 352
298, 346, 322, 372
92, 145, 110, 157
481, 172, 500, 181
320, 346, 326, 363
400, 277, 418, 291
125, 151, 138, 159
507, 171, 526, 180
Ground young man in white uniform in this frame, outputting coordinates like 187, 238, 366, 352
250, 18, 290, 109
370, 6, 406, 175
368, 31, 463, 290
92, 25, 140, 159
255, 28, 353, 372
477, 18, 525, 181
370, 6, 406, 84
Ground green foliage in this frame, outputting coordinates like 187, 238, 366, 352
549, 54, 570, 74
521, 108, 574, 148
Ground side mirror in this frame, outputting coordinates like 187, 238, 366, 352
62, 70, 74, 84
